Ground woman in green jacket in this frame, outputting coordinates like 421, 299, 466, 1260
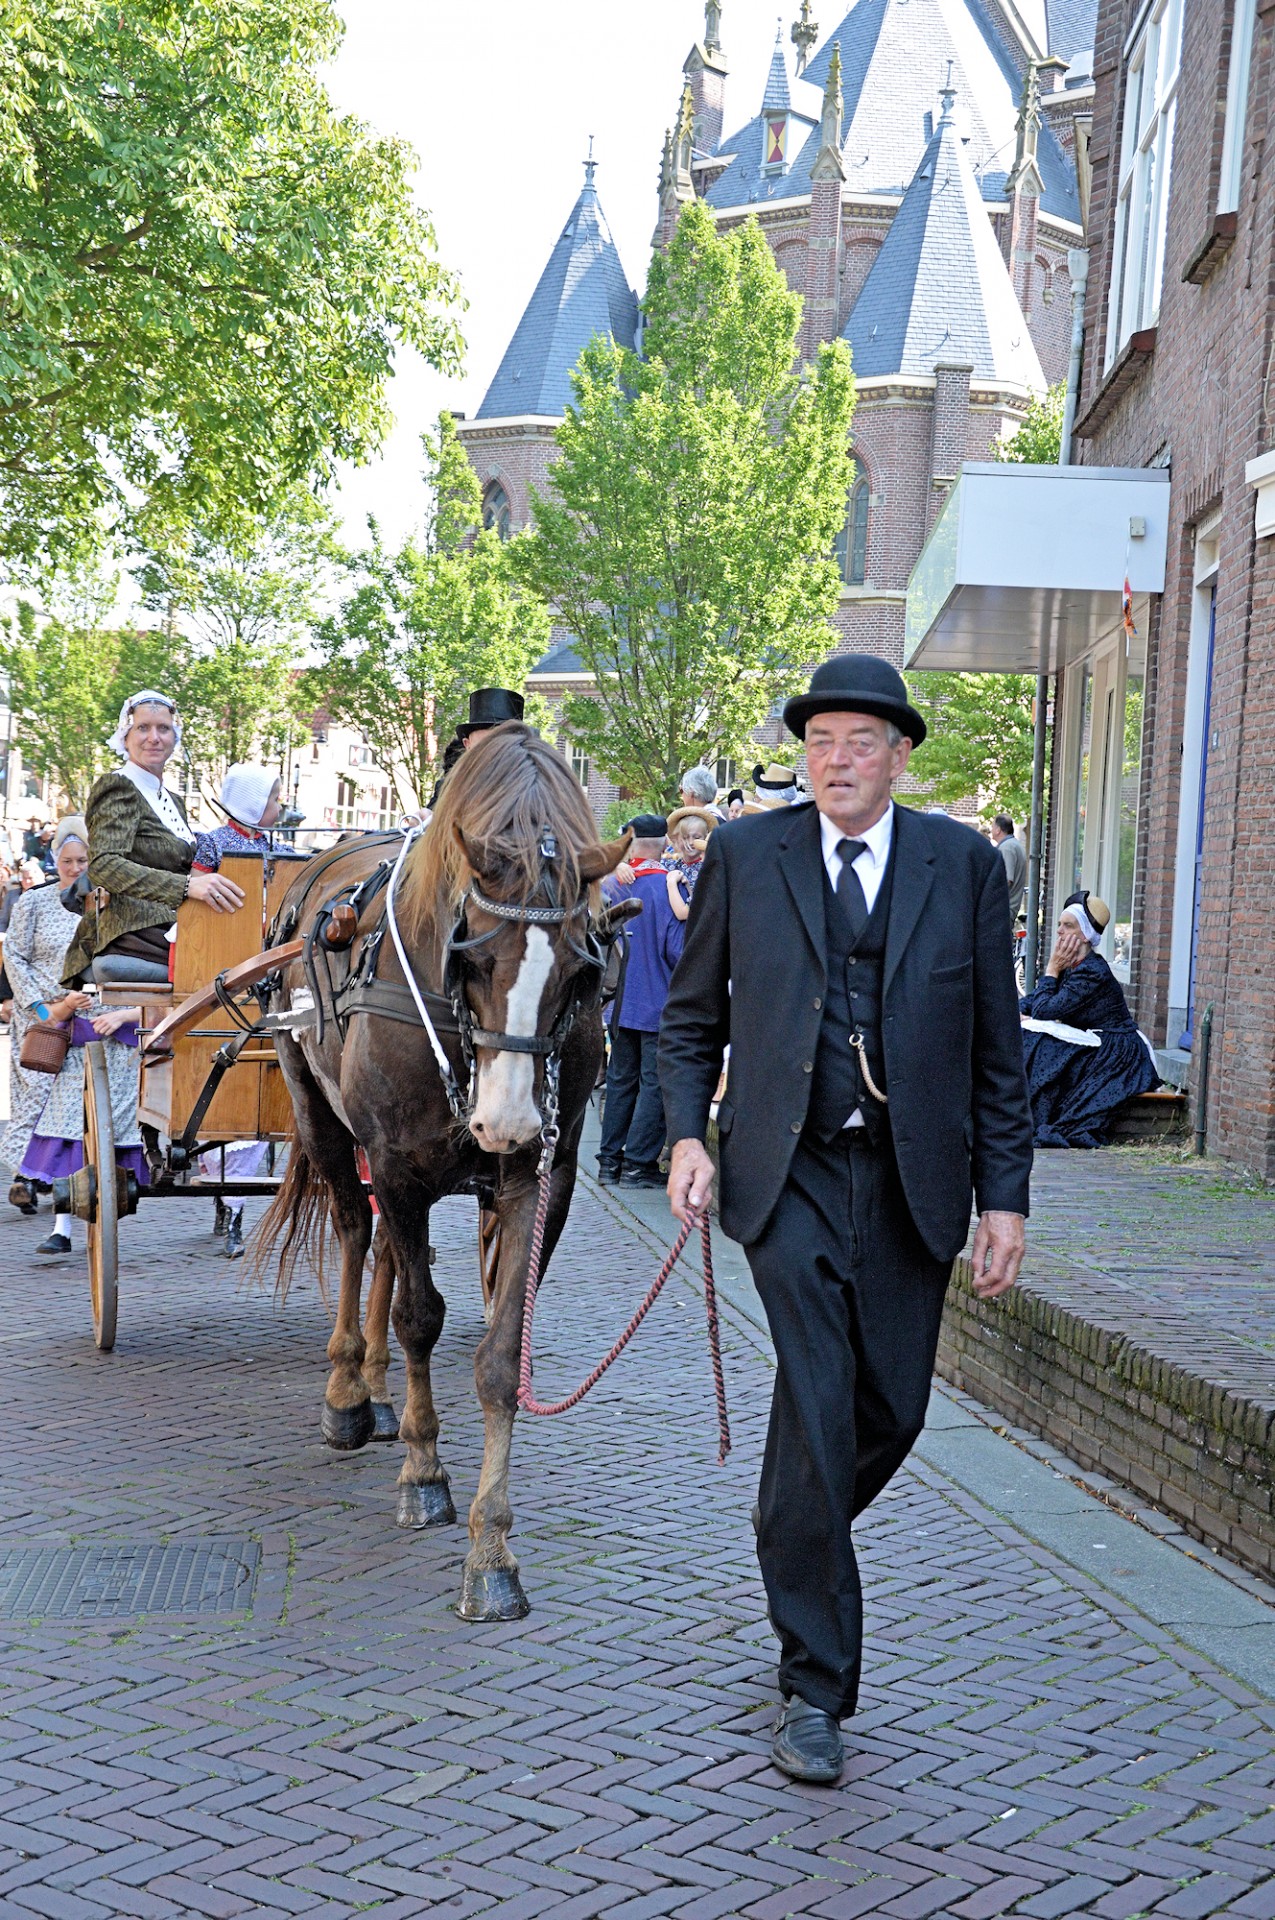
65, 691, 246, 985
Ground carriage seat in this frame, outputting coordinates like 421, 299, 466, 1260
95, 982, 173, 1006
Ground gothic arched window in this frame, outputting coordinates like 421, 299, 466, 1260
834, 473, 870, 585
483, 481, 512, 541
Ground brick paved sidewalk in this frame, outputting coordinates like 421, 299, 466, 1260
3, 1177, 1275, 1919
939, 1147, 1275, 1583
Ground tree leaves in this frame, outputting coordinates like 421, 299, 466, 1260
315, 414, 551, 809
0, 0, 463, 571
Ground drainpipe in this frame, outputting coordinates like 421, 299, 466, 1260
1025, 247, 1090, 989
1059, 247, 1089, 466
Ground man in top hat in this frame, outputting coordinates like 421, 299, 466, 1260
659, 652, 1032, 1784
458, 686, 525, 745
430, 688, 527, 806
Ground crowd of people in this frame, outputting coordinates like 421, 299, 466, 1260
595, 761, 1159, 1190
0, 679, 1158, 1282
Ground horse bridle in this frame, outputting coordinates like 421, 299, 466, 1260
441, 829, 615, 1145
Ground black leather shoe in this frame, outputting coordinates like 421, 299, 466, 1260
620, 1163, 666, 1189
596, 1159, 622, 1186
771, 1695, 843, 1784
36, 1232, 72, 1255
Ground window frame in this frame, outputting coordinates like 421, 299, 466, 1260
1218, 0, 1257, 215
482, 481, 512, 542
1104, 0, 1183, 370
835, 471, 870, 586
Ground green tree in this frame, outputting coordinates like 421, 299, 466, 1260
316, 413, 551, 808
903, 383, 1064, 818
0, 0, 462, 570
135, 489, 337, 769
0, 560, 194, 808
519, 201, 856, 809
0, 568, 129, 807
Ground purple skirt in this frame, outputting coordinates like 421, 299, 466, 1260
21, 1136, 149, 1185
19, 1018, 146, 1184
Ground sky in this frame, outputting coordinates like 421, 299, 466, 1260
325, 0, 815, 547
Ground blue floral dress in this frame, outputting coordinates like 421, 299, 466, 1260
1019, 952, 1159, 1147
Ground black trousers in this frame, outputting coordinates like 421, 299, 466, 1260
598, 1026, 666, 1167
743, 1129, 950, 1720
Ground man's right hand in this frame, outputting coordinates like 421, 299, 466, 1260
668, 1138, 716, 1223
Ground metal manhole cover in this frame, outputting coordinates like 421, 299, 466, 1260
0, 1539, 260, 1619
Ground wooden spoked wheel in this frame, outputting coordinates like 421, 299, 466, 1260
84, 1041, 119, 1352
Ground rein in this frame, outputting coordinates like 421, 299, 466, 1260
516, 1143, 732, 1465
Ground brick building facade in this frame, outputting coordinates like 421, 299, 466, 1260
907, 0, 1275, 1173
456, 0, 1096, 808
1071, 0, 1275, 1170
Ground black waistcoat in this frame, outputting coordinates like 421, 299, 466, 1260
806, 850, 895, 1145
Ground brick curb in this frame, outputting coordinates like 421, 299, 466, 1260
940, 1256, 1275, 1582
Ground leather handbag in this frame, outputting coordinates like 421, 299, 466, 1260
19, 1018, 72, 1075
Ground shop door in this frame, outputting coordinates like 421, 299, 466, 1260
1178, 588, 1215, 1050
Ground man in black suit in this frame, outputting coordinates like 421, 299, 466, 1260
660, 654, 1032, 1784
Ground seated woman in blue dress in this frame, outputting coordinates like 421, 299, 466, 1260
1019, 891, 1159, 1148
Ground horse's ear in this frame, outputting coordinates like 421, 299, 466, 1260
579, 831, 633, 883
599, 897, 643, 935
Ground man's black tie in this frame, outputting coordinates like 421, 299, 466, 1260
836, 838, 869, 938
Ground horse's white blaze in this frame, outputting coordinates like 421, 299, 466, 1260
469, 926, 555, 1147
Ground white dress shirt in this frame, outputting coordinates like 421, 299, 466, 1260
817, 801, 894, 910
816, 801, 895, 1127
119, 758, 196, 844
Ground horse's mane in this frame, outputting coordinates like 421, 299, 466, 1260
398, 722, 601, 939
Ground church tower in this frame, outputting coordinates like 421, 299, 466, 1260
456, 154, 638, 540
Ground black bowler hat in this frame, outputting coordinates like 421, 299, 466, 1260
458, 686, 525, 737
783, 653, 926, 746
625, 813, 668, 838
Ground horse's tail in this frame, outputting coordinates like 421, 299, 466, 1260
250, 1143, 333, 1305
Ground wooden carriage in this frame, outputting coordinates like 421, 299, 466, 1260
77, 852, 309, 1350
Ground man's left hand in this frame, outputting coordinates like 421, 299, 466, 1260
970, 1210, 1025, 1298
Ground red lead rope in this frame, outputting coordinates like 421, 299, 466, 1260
516, 1159, 732, 1465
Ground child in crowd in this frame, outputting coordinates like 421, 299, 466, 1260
192, 764, 283, 871
664, 805, 715, 922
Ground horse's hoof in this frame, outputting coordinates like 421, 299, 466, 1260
369, 1401, 399, 1442
321, 1399, 375, 1451
396, 1481, 455, 1529
456, 1565, 530, 1622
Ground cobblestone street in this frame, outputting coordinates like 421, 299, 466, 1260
4, 1166, 1275, 1919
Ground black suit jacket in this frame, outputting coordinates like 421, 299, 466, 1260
658, 801, 1033, 1258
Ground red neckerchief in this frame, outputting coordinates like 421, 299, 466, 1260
629, 856, 665, 877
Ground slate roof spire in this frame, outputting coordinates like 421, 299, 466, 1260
762, 23, 792, 111
842, 85, 1046, 389
476, 155, 639, 420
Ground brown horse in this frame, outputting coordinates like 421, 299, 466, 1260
257, 725, 634, 1621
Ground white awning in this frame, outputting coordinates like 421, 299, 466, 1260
904, 463, 1171, 673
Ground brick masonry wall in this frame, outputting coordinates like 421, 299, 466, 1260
939, 1258, 1275, 1582
1072, 0, 1275, 1174
454, 421, 557, 532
